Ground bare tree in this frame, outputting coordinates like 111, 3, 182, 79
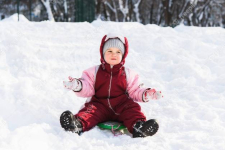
118, 0, 129, 22
162, 0, 172, 26
96, 0, 102, 19
40, 0, 55, 21
133, 0, 141, 22
105, 0, 119, 21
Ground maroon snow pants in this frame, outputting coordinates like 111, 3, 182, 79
75, 94, 146, 133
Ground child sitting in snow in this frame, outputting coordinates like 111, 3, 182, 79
60, 33, 163, 138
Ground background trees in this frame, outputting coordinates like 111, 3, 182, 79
0, 0, 224, 27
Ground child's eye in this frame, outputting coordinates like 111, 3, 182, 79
117, 51, 121, 53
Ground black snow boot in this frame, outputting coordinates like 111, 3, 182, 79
133, 119, 159, 138
60, 110, 83, 135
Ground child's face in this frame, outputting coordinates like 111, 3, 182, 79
104, 47, 123, 65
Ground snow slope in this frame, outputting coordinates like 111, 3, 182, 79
0, 14, 225, 150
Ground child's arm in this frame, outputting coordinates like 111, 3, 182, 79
63, 66, 96, 98
126, 68, 163, 102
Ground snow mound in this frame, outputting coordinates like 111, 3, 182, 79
1, 13, 29, 22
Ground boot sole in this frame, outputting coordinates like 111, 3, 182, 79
60, 110, 74, 131
142, 119, 159, 136
133, 119, 159, 138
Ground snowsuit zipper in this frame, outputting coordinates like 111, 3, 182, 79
107, 66, 120, 115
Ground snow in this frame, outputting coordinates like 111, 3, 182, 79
1, 14, 29, 22
1, 14, 225, 150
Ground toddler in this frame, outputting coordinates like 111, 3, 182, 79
60, 33, 163, 138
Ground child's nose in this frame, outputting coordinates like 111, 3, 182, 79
112, 53, 117, 56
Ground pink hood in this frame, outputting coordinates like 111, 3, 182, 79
99, 34, 129, 66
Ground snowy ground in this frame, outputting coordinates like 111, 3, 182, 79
0, 14, 225, 150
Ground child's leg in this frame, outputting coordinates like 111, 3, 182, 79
116, 100, 146, 134
75, 101, 112, 132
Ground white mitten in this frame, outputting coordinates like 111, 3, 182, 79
143, 89, 163, 102
63, 76, 82, 91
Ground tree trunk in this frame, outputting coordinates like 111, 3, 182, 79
96, 0, 102, 19
128, 0, 134, 22
103, 2, 110, 21
150, 2, 153, 24
133, 0, 141, 22
40, 0, 55, 21
112, 0, 118, 21
64, 0, 68, 21
162, 0, 171, 26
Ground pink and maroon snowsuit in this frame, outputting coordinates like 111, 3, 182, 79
74, 35, 149, 133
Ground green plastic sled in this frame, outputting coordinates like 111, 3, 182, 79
97, 121, 126, 130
